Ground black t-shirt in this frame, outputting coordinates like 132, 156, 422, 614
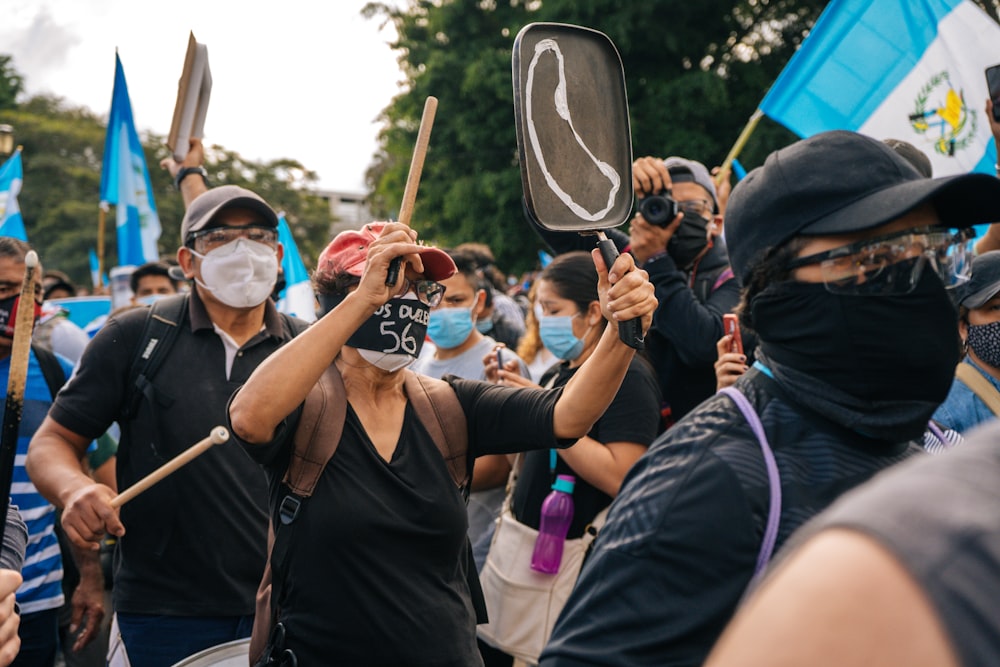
238, 377, 563, 666
48, 292, 304, 616
512, 357, 662, 537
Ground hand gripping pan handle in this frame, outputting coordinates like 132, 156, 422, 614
513, 22, 643, 349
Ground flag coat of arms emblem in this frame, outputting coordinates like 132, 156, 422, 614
760, 0, 1000, 176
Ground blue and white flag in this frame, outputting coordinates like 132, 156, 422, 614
760, 0, 1000, 176
100, 53, 161, 265
0, 149, 27, 241
275, 215, 316, 322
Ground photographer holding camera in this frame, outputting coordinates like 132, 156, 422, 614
628, 156, 743, 424
530, 155, 741, 426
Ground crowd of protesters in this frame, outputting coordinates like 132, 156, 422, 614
0, 89, 995, 667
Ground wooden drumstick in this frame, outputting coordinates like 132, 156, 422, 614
110, 426, 230, 508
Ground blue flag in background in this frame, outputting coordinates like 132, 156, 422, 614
100, 53, 161, 265
0, 149, 27, 241
760, 0, 1000, 176
275, 215, 316, 322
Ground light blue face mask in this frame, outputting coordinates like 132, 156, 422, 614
137, 294, 169, 306
475, 316, 494, 334
539, 315, 585, 360
428, 307, 475, 350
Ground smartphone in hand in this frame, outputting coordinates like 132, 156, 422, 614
723, 314, 743, 356
987, 64, 1000, 122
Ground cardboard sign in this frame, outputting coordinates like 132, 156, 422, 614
167, 32, 212, 162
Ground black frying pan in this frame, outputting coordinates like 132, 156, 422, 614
512, 22, 643, 349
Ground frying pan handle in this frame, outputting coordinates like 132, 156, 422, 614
596, 238, 645, 350
385, 258, 403, 286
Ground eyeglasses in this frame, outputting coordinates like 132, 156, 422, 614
397, 278, 446, 307
784, 226, 975, 295
188, 225, 278, 252
677, 199, 714, 218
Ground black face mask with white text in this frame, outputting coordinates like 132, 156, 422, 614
346, 296, 430, 372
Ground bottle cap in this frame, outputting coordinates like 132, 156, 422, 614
553, 474, 575, 494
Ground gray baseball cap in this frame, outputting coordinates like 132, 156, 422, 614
663, 157, 719, 212
954, 251, 1000, 309
180, 185, 278, 244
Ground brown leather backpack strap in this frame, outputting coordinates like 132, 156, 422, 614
283, 363, 347, 497
403, 370, 469, 489
956, 362, 1000, 417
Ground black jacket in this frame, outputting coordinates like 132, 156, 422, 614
540, 369, 922, 667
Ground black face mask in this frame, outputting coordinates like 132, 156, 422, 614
346, 297, 430, 358
750, 269, 959, 405
0, 294, 40, 339
667, 213, 711, 270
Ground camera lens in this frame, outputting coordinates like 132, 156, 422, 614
639, 195, 676, 227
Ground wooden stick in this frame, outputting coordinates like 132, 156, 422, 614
0, 250, 39, 546
110, 426, 229, 508
385, 96, 438, 285
399, 96, 438, 226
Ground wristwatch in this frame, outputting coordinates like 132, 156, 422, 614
174, 165, 208, 191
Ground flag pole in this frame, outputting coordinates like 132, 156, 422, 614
97, 202, 108, 291
714, 109, 764, 186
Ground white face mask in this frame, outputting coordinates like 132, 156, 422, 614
193, 238, 278, 308
356, 349, 418, 372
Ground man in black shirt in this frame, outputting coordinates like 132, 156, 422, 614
27, 182, 306, 667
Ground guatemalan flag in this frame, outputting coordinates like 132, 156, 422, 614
0, 149, 27, 241
275, 215, 317, 322
760, 0, 1000, 177
100, 53, 161, 265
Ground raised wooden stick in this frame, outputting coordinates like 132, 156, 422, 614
110, 426, 230, 508
0, 250, 39, 546
385, 96, 438, 285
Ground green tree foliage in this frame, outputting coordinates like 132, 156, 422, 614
0, 56, 23, 110
363, 0, 998, 274
0, 70, 332, 287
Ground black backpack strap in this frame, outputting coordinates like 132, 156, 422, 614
30, 343, 67, 400
122, 294, 189, 420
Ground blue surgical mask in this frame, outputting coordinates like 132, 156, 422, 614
475, 316, 494, 334
539, 315, 585, 360
428, 307, 475, 350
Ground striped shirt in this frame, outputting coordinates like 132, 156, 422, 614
3, 349, 73, 615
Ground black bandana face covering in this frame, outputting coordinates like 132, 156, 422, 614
750, 268, 959, 405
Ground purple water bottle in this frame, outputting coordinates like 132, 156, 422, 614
531, 474, 576, 574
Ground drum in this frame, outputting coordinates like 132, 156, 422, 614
171, 638, 250, 666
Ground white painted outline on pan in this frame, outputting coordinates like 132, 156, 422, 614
525, 38, 621, 222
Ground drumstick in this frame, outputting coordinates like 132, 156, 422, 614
110, 426, 230, 508
385, 96, 438, 286
0, 251, 39, 546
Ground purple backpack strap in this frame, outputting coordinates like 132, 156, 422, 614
719, 386, 782, 576
711, 267, 735, 293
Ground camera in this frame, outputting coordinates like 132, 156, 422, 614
638, 192, 679, 227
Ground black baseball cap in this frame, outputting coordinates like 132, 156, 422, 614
725, 130, 1000, 285
953, 251, 1000, 308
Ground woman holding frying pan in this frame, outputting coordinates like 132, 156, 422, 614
228, 222, 656, 665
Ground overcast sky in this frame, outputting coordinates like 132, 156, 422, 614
2, 0, 403, 193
